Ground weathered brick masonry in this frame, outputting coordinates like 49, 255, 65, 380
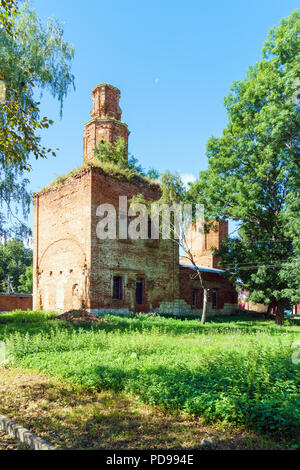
83, 84, 130, 163
0, 294, 32, 312
89, 170, 179, 314
33, 84, 237, 316
185, 220, 228, 269
178, 265, 238, 316
33, 169, 92, 311
33, 167, 179, 313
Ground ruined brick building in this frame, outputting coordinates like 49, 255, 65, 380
33, 84, 237, 316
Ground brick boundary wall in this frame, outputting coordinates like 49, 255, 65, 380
0, 293, 32, 312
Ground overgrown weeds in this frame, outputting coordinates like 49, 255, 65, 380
1, 311, 299, 440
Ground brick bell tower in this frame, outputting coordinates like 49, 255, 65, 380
83, 84, 130, 163
183, 220, 228, 269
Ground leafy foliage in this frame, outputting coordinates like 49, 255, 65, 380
159, 170, 186, 204
130, 170, 186, 208
0, 0, 17, 35
0, 1, 75, 169
18, 264, 32, 293
94, 137, 160, 180
189, 11, 300, 321
94, 137, 128, 168
0, 1, 75, 237
0, 238, 32, 292
0, 164, 31, 237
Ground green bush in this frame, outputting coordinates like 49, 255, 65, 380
0, 309, 56, 324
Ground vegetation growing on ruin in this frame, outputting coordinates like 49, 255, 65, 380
93, 137, 160, 180
38, 158, 161, 195
1, 310, 299, 442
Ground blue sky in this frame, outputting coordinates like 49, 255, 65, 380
28, 0, 298, 232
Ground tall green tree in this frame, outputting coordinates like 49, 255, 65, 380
0, 238, 32, 292
189, 11, 300, 324
18, 264, 32, 293
0, 1, 75, 236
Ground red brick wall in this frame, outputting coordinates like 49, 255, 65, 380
90, 168, 179, 312
0, 294, 32, 312
33, 167, 180, 313
179, 266, 237, 311
83, 119, 129, 164
33, 169, 92, 311
33, 165, 237, 315
91, 84, 121, 120
83, 84, 130, 163
185, 220, 228, 268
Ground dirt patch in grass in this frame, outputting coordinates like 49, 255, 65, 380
0, 366, 288, 450
53, 310, 108, 324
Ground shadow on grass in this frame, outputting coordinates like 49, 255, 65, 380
1, 312, 299, 442
67, 407, 283, 450
30, 346, 296, 440
87, 356, 300, 440
0, 368, 284, 450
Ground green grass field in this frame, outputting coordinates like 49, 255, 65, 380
0, 310, 299, 442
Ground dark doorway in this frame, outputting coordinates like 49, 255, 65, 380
113, 276, 123, 300
212, 289, 218, 308
136, 280, 143, 305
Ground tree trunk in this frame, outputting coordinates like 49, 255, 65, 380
265, 302, 274, 319
275, 302, 285, 326
267, 304, 272, 316
201, 288, 208, 324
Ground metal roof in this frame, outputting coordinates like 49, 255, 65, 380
179, 262, 225, 274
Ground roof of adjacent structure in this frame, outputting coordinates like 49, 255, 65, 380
179, 262, 225, 274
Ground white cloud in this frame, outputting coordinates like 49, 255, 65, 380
180, 173, 196, 188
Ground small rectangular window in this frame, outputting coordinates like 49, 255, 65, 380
147, 219, 152, 239
212, 289, 218, 308
192, 290, 197, 307
113, 276, 122, 300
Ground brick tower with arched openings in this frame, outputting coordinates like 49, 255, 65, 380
83, 84, 130, 164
